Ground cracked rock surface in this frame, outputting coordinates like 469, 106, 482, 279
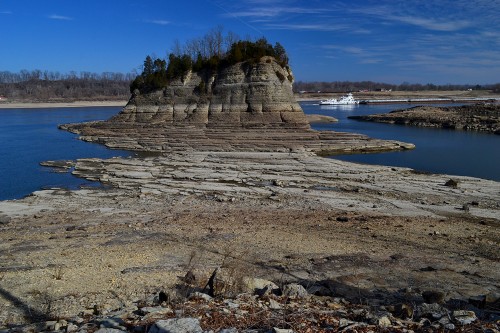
1, 152, 498, 327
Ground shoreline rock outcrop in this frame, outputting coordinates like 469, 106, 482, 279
1, 144, 498, 331
113, 57, 308, 129
61, 57, 414, 155
349, 103, 500, 134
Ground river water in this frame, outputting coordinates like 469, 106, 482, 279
0, 104, 498, 201
301, 101, 500, 182
0, 107, 131, 201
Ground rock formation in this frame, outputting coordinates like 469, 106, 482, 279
111, 56, 308, 128
349, 103, 500, 134
62, 56, 414, 154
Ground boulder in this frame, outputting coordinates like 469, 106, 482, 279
282, 283, 309, 299
241, 277, 279, 295
422, 290, 446, 304
415, 303, 448, 320
95, 329, 127, 333
444, 179, 459, 188
148, 318, 203, 333
99, 317, 126, 330
0, 215, 10, 225
452, 310, 477, 325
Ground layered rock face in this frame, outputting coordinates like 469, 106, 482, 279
63, 57, 414, 154
349, 104, 500, 134
111, 56, 308, 128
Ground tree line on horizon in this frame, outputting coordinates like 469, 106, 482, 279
293, 81, 500, 93
0, 70, 135, 101
1, 68, 498, 102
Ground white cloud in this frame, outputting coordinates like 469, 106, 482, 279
225, 6, 327, 19
147, 20, 170, 25
384, 15, 471, 32
349, 2, 474, 32
264, 23, 351, 32
323, 45, 364, 54
48, 14, 73, 21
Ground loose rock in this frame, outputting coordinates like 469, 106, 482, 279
282, 283, 309, 299
148, 318, 203, 333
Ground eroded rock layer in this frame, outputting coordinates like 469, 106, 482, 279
62, 57, 415, 154
112, 57, 308, 128
61, 121, 414, 154
349, 103, 500, 134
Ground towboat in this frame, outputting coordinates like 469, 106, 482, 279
320, 93, 359, 105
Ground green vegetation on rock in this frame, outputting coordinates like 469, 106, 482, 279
130, 29, 290, 94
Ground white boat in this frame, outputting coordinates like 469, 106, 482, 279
320, 93, 359, 105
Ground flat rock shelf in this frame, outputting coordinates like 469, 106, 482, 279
349, 103, 500, 134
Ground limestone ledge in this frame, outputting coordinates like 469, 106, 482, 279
349, 103, 500, 134
67, 151, 499, 220
60, 122, 414, 155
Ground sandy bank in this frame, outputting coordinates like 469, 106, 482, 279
0, 100, 127, 109
305, 114, 338, 123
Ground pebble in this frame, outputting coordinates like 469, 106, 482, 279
66, 323, 79, 332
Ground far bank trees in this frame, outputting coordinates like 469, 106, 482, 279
0, 70, 134, 101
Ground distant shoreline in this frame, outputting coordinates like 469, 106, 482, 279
1, 89, 499, 107
294, 90, 500, 102
0, 100, 128, 109
1, 93, 498, 110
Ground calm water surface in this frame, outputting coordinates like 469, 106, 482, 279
0, 107, 131, 201
0, 104, 498, 201
301, 101, 500, 182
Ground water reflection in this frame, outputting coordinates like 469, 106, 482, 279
318, 104, 360, 111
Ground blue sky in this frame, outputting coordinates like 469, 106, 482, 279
0, 0, 499, 84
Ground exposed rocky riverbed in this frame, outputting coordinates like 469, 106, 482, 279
0, 57, 498, 331
349, 103, 500, 134
0, 151, 499, 331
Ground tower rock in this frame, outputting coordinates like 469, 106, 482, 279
111, 56, 309, 128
